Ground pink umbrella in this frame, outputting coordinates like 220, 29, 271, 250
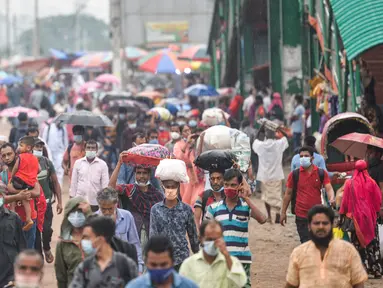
95, 73, 121, 84
0, 106, 41, 118
78, 81, 101, 94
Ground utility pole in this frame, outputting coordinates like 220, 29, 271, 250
74, 0, 88, 51
32, 0, 40, 57
5, 0, 10, 57
12, 14, 17, 55
110, 0, 124, 88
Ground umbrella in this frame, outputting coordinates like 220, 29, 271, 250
0, 107, 41, 118
71, 52, 112, 68
54, 110, 114, 127
178, 44, 210, 62
106, 99, 149, 113
184, 84, 219, 97
190, 61, 211, 72
137, 50, 190, 74
137, 91, 164, 99
77, 81, 101, 94
124, 46, 148, 61
122, 144, 174, 168
330, 132, 383, 159
49, 48, 68, 60
95, 73, 120, 84
146, 76, 167, 89
0, 75, 22, 85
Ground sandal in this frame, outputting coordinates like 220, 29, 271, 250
22, 220, 34, 231
44, 250, 54, 264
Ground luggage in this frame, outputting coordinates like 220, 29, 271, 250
194, 150, 237, 172
155, 159, 189, 183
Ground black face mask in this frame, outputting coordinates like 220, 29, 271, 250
309, 229, 333, 248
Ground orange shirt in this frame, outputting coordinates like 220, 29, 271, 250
63, 142, 86, 179
14, 153, 39, 186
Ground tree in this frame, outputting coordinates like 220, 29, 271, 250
17, 14, 110, 55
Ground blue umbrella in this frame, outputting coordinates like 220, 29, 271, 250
49, 48, 68, 60
184, 84, 219, 97
0, 75, 22, 85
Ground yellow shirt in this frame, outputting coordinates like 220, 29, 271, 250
179, 250, 247, 288
286, 239, 368, 288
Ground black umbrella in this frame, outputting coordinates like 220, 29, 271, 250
54, 110, 114, 127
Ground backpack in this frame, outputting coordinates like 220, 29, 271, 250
45, 122, 66, 146
291, 168, 325, 214
82, 253, 133, 286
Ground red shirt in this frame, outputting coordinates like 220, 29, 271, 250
158, 131, 170, 146
286, 165, 330, 218
15, 153, 39, 186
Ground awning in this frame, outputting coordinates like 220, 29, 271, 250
330, 0, 383, 59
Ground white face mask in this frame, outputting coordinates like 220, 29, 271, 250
33, 150, 43, 158
203, 241, 219, 256
15, 274, 41, 288
170, 132, 180, 140
85, 150, 97, 159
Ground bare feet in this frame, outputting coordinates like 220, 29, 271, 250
22, 219, 34, 231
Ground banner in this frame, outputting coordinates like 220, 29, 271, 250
145, 21, 189, 44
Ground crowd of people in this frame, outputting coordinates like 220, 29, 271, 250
0, 78, 382, 288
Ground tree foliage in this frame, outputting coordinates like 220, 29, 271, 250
18, 14, 110, 55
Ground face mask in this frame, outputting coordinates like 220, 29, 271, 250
224, 188, 238, 199
203, 240, 219, 256
15, 274, 40, 288
170, 132, 180, 140
177, 121, 186, 126
86, 150, 96, 159
300, 157, 312, 168
0, 197, 4, 207
164, 188, 178, 200
188, 120, 198, 127
68, 211, 86, 228
33, 150, 43, 157
159, 126, 166, 132
135, 179, 150, 187
148, 267, 174, 284
119, 114, 126, 120
81, 239, 96, 255
212, 186, 224, 193
149, 139, 159, 145
129, 123, 137, 129
73, 135, 83, 143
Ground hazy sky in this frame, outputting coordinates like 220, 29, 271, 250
0, 0, 109, 22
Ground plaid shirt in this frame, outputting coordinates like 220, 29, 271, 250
116, 184, 164, 238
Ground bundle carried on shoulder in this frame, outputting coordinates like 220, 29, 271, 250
202, 108, 228, 127
155, 159, 189, 183
194, 150, 237, 172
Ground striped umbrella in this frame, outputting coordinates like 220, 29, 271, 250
178, 44, 210, 62
0, 107, 41, 118
137, 51, 190, 74
71, 52, 112, 68
124, 47, 148, 61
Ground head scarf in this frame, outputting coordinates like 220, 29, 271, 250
268, 92, 283, 112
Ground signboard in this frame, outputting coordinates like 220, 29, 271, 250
145, 21, 189, 44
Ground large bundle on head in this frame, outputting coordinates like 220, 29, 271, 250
198, 125, 251, 173
202, 108, 227, 127
155, 159, 189, 183
147, 107, 173, 121
194, 150, 237, 172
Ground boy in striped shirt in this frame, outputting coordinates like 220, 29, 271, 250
205, 168, 267, 288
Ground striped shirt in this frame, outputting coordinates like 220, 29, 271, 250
204, 199, 252, 264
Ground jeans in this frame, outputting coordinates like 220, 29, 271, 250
42, 203, 53, 251
295, 216, 310, 243
35, 229, 43, 257
293, 132, 302, 153
23, 219, 37, 249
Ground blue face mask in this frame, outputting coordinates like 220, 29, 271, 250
188, 120, 198, 127
73, 135, 83, 143
68, 211, 86, 228
148, 267, 174, 284
81, 239, 96, 255
149, 139, 159, 144
300, 157, 312, 168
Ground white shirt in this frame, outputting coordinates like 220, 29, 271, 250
242, 96, 254, 114
263, 96, 271, 111
252, 137, 289, 182
42, 123, 69, 152
70, 157, 109, 205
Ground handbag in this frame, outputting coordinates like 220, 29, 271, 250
340, 180, 356, 233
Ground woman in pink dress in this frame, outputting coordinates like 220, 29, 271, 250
173, 125, 205, 207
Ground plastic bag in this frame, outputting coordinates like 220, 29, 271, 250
202, 108, 225, 127
333, 227, 344, 239
155, 159, 189, 183
194, 150, 237, 171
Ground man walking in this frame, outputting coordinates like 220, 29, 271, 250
70, 140, 109, 212
0, 187, 26, 288
253, 128, 289, 223
180, 220, 247, 288
70, 216, 138, 288
62, 125, 86, 181
205, 169, 267, 287
285, 205, 367, 288
281, 146, 335, 243
13, 250, 44, 288
290, 94, 305, 151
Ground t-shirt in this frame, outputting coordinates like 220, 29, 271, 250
37, 156, 56, 200
286, 165, 331, 218
291, 104, 305, 133
14, 153, 39, 187
158, 131, 170, 146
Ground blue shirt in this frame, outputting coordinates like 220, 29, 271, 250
204, 199, 252, 264
126, 271, 198, 288
291, 152, 333, 178
96, 208, 144, 272
117, 163, 163, 192
291, 104, 305, 133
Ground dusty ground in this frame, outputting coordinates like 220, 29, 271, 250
0, 120, 380, 287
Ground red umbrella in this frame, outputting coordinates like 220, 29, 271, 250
71, 52, 112, 68
77, 81, 101, 94
95, 73, 120, 84
330, 132, 383, 159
